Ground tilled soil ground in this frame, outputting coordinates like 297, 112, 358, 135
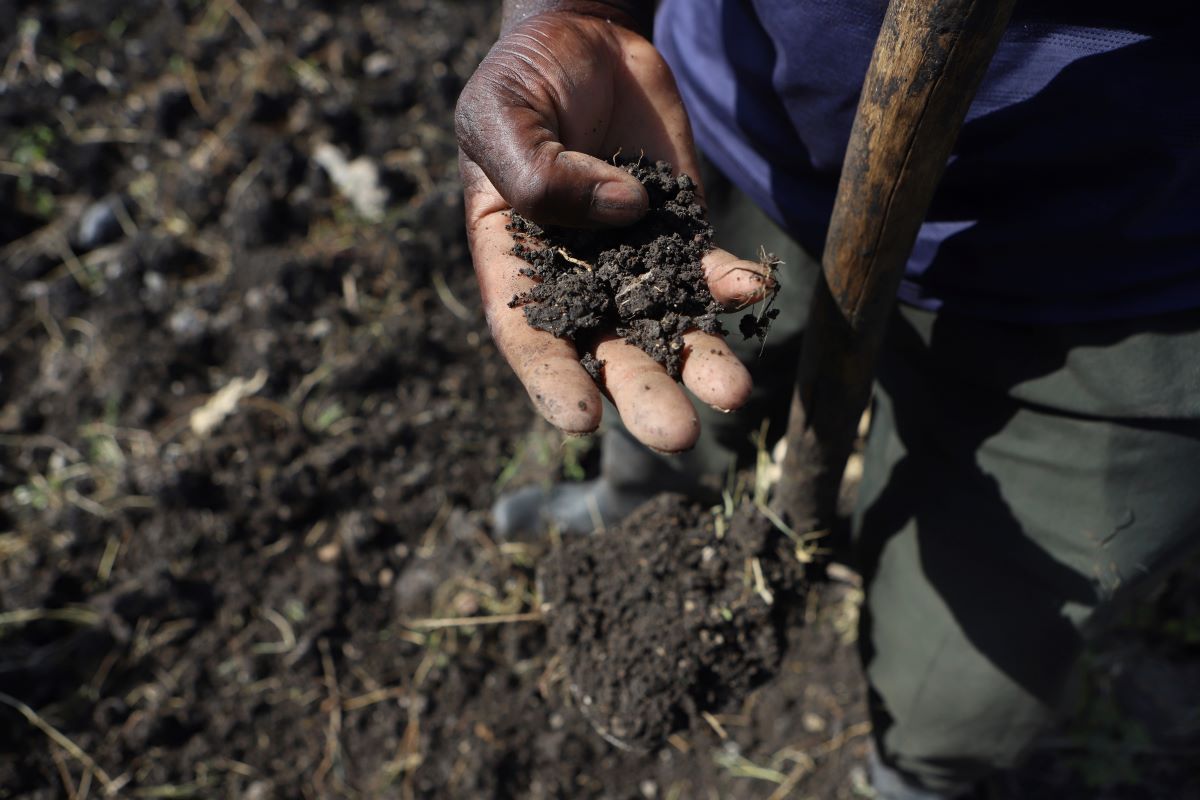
1, 2, 1198, 799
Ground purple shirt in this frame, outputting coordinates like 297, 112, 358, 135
656, 0, 1200, 323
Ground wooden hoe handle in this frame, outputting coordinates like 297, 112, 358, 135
775, 0, 1017, 535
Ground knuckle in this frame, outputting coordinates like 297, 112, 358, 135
452, 95, 476, 150
453, 75, 490, 152
509, 169, 555, 219
453, 55, 533, 158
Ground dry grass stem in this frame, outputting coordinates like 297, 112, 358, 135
432, 272, 471, 321
217, 0, 268, 49
0, 691, 117, 793
250, 608, 298, 656
700, 711, 729, 740
342, 686, 406, 712
402, 611, 543, 630
0, 607, 102, 628
313, 638, 343, 792
765, 752, 816, 800
51, 745, 80, 800
811, 720, 872, 757
751, 557, 775, 605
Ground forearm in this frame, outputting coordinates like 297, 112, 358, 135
500, 0, 655, 37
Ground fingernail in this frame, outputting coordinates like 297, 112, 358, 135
590, 181, 647, 225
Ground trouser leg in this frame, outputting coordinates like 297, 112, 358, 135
853, 305, 1200, 794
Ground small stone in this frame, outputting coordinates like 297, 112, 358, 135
313, 142, 388, 221
167, 307, 208, 343
143, 270, 166, 294
241, 780, 274, 800
77, 197, 123, 251
307, 318, 332, 339
364, 52, 394, 77
452, 591, 479, 616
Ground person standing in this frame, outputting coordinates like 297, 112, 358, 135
455, 2, 1200, 796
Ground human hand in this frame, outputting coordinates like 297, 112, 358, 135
455, 9, 772, 453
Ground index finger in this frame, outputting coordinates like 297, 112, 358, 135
463, 157, 604, 434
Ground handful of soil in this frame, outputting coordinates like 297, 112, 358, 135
538, 495, 806, 750
508, 160, 775, 379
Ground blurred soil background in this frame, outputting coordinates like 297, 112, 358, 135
0, 1, 1197, 798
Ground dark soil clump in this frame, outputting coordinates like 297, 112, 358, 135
539, 494, 807, 750
508, 160, 726, 379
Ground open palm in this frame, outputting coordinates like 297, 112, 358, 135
456, 12, 771, 452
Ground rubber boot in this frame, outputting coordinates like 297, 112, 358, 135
491, 427, 717, 538
868, 743, 982, 800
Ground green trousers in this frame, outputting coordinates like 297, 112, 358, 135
611, 165, 1200, 792
854, 304, 1200, 792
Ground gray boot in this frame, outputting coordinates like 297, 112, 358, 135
490, 427, 718, 538
868, 743, 981, 800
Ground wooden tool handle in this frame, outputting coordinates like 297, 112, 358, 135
776, 0, 1016, 535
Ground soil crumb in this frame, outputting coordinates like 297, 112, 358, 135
539, 494, 807, 750
508, 160, 771, 379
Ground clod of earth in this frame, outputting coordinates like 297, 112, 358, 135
538, 494, 807, 751
508, 160, 778, 380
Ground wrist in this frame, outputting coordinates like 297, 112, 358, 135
500, 1, 655, 38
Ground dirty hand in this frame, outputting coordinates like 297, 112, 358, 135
455, 5, 772, 453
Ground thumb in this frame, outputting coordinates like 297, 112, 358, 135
503, 142, 649, 227
453, 23, 648, 227
456, 94, 648, 227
